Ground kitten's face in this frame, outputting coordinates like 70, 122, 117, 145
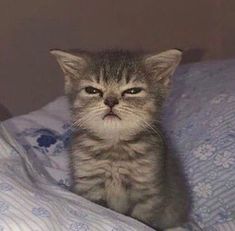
51, 50, 182, 140
71, 68, 155, 139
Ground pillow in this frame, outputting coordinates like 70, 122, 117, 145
2, 96, 72, 188
162, 59, 235, 230
3, 59, 235, 230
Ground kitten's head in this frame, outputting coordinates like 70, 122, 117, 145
51, 49, 181, 140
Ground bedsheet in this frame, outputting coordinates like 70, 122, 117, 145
0, 124, 155, 231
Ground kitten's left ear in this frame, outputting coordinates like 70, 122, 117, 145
144, 49, 182, 86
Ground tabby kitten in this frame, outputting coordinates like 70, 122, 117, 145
51, 49, 189, 230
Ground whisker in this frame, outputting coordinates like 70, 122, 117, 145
141, 121, 165, 142
118, 107, 161, 124
117, 108, 164, 142
73, 108, 105, 128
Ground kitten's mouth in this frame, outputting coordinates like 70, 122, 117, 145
103, 111, 121, 120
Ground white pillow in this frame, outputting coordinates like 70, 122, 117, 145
3, 96, 72, 187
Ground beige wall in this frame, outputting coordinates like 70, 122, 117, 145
1, 0, 235, 117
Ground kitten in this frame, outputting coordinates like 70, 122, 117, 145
51, 49, 189, 230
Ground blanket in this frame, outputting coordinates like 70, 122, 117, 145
0, 124, 155, 231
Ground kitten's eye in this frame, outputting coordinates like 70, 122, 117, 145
122, 88, 143, 95
85, 87, 103, 96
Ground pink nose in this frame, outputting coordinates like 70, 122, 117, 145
104, 97, 119, 108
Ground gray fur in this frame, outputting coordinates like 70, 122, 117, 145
51, 49, 189, 230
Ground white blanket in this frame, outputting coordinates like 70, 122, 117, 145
0, 124, 154, 231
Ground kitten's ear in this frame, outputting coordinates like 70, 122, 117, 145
144, 49, 182, 87
50, 49, 87, 78
50, 49, 88, 94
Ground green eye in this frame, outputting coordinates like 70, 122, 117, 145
123, 87, 143, 95
85, 87, 103, 96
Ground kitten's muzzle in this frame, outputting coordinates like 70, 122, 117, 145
103, 110, 121, 120
103, 97, 121, 120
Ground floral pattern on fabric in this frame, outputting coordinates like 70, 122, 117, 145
163, 59, 235, 230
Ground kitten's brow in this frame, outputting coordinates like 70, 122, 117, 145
79, 79, 103, 89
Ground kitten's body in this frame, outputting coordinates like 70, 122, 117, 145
51, 50, 189, 230
71, 128, 188, 229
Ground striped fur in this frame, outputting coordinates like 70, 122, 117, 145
51, 49, 189, 230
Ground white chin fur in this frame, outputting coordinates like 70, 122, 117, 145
85, 117, 141, 141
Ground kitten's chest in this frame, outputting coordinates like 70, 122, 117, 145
105, 159, 131, 186
75, 138, 156, 212
104, 155, 141, 213
76, 137, 155, 185
103, 141, 153, 188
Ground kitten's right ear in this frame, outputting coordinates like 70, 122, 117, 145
50, 49, 88, 94
50, 49, 87, 78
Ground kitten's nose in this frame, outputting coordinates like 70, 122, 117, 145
104, 97, 119, 108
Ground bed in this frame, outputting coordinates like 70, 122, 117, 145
0, 59, 235, 231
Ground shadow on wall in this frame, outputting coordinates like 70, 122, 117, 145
182, 48, 205, 63
69, 48, 206, 63
0, 103, 12, 121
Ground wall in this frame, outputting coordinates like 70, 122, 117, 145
0, 0, 235, 117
